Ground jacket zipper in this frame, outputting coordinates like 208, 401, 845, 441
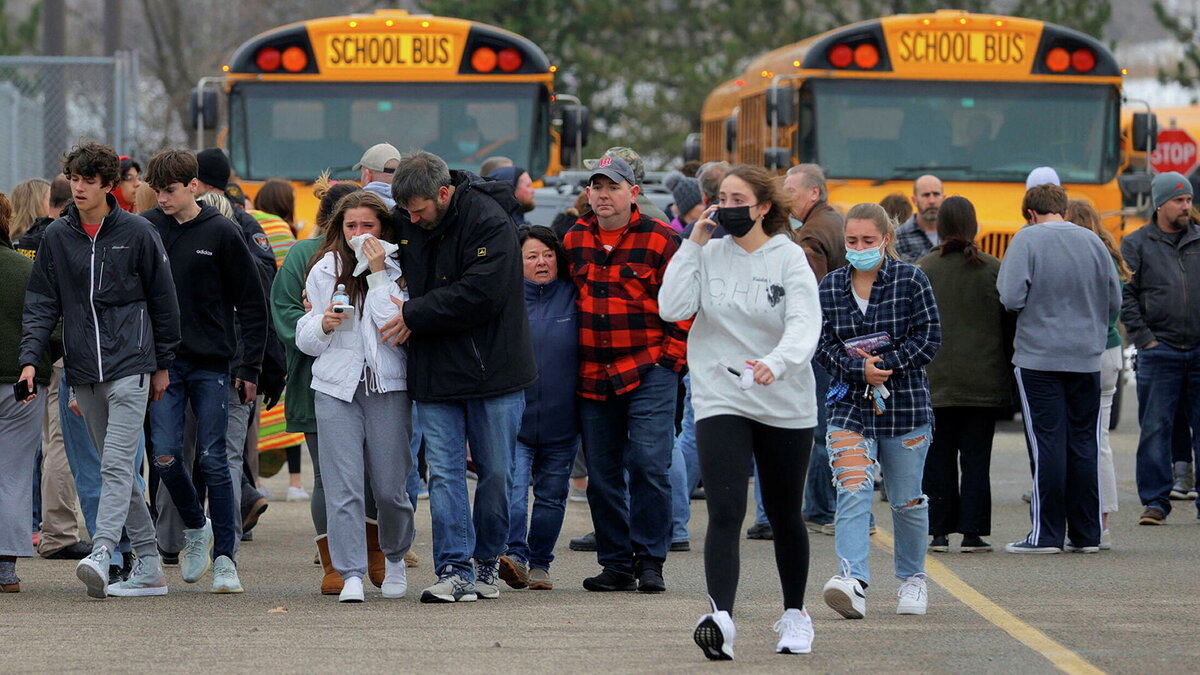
90, 239, 104, 381
137, 308, 145, 350
469, 337, 486, 377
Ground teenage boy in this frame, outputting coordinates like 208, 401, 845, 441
141, 149, 268, 593
19, 141, 180, 599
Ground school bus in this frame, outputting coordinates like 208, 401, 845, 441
192, 10, 587, 236
694, 10, 1137, 257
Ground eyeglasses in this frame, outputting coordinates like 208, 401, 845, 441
121, 174, 139, 182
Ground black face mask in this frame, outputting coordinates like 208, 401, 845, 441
714, 205, 756, 237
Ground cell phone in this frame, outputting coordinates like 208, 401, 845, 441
13, 380, 35, 401
333, 305, 356, 331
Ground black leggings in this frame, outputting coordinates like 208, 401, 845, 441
696, 415, 812, 614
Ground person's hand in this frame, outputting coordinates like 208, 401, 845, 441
362, 236, 387, 273
689, 205, 719, 246
17, 366, 37, 403
858, 348, 893, 386
1143, 340, 1159, 350
150, 369, 169, 402
321, 303, 344, 334
379, 296, 411, 346
68, 398, 82, 417
236, 378, 257, 403
745, 359, 775, 386
302, 289, 312, 314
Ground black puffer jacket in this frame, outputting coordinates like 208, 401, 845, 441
20, 195, 180, 385
397, 170, 537, 401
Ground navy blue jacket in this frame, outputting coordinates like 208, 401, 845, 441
519, 277, 579, 446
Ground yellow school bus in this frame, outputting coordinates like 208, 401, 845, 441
695, 10, 1135, 256
193, 10, 584, 236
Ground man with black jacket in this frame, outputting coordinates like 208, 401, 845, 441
383, 151, 536, 603
140, 149, 267, 594
19, 141, 181, 599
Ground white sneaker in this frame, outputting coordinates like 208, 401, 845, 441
773, 608, 813, 654
1099, 529, 1112, 550
693, 606, 735, 660
286, 486, 311, 502
382, 558, 407, 598
340, 575, 365, 603
896, 574, 928, 615
822, 566, 866, 620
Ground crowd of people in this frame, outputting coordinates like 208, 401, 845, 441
1, 137, 1198, 662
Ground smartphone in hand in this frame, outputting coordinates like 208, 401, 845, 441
13, 380, 35, 402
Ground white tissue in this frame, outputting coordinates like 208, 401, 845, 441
348, 233, 399, 277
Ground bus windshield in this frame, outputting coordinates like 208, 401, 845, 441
227, 81, 549, 181
806, 80, 1120, 184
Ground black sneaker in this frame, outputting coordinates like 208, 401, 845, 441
669, 540, 690, 552
158, 549, 179, 566
582, 569, 636, 592
107, 553, 135, 585
746, 522, 773, 540
569, 531, 597, 552
635, 560, 666, 593
241, 491, 270, 532
240, 530, 254, 542
960, 535, 993, 552
43, 540, 93, 560
928, 535, 949, 553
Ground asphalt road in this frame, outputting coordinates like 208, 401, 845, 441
3, 392, 1197, 674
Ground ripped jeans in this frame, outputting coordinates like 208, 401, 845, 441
827, 424, 930, 585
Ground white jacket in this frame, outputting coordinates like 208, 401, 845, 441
296, 251, 409, 402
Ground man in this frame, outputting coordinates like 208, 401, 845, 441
896, 174, 944, 263
19, 141, 181, 598
564, 157, 689, 593
783, 163, 847, 537
384, 151, 536, 603
486, 165, 536, 226
141, 149, 268, 593
1121, 172, 1200, 525
585, 147, 671, 224
479, 156, 513, 178
355, 142, 402, 208
997, 184, 1119, 553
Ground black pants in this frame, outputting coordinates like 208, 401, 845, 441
1015, 368, 1101, 548
696, 415, 812, 613
924, 407, 997, 536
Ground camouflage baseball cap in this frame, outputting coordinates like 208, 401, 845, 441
584, 146, 645, 185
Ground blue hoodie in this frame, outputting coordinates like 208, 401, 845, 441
520, 277, 579, 446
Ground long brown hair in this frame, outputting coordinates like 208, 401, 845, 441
936, 196, 984, 267
256, 178, 295, 230
308, 191, 395, 307
720, 164, 792, 237
0, 191, 12, 243
1065, 199, 1131, 282
844, 202, 900, 260
10, 179, 49, 241
312, 171, 360, 237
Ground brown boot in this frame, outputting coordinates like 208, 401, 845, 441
365, 520, 385, 588
314, 535, 342, 595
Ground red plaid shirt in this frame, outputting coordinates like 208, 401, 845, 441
564, 205, 690, 400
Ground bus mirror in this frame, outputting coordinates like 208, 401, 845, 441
1119, 172, 1152, 202
765, 86, 796, 127
764, 147, 792, 170
683, 133, 701, 162
560, 104, 590, 149
725, 116, 737, 154
189, 88, 218, 131
1132, 113, 1157, 152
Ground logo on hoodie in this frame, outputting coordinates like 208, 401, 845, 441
196, 249, 214, 256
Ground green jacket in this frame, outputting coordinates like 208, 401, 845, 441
271, 237, 320, 433
1, 239, 56, 385
918, 247, 1012, 408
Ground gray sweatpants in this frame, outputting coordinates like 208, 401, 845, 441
315, 386, 414, 580
0, 394, 44, 557
74, 374, 157, 558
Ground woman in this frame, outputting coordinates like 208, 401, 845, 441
497, 226, 578, 592
296, 191, 414, 603
1, 191, 53, 592
10, 178, 51, 259
660, 165, 822, 659
917, 196, 1009, 554
1065, 199, 1129, 548
114, 156, 141, 212
816, 202, 941, 619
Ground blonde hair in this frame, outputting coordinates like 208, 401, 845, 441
10, 178, 50, 241
198, 190, 235, 220
133, 182, 158, 213
1065, 199, 1131, 282
845, 202, 900, 260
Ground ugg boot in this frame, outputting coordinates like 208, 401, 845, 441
365, 520, 385, 588
315, 535, 343, 595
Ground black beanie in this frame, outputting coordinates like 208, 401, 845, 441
196, 148, 231, 190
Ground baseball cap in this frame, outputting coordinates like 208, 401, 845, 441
353, 143, 402, 173
1024, 166, 1060, 191
588, 157, 637, 187
584, 146, 645, 185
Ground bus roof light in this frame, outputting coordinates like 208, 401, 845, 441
498, 47, 523, 72
1071, 48, 1096, 73
854, 43, 879, 69
282, 46, 308, 72
829, 44, 853, 68
1045, 47, 1070, 73
255, 47, 281, 72
471, 47, 498, 73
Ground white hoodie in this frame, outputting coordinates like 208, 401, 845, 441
660, 234, 821, 429
296, 251, 409, 402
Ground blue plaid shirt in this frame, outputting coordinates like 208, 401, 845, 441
895, 216, 936, 264
816, 257, 941, 438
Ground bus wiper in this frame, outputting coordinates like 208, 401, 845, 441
872, 166, 972, 185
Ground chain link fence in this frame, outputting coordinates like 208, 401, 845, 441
0, 52, 139, 193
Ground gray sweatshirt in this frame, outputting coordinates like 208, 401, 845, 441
996, 220, 1120, 373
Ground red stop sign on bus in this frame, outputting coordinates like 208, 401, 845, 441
1151, 128, 1200, 176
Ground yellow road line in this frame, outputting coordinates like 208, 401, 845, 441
872, 529, 1105, 675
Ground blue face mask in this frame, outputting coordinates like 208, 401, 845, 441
789, 217, 804, 230
458, 141, 480, 154
845, 243, 884, 271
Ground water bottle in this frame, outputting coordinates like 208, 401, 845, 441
332, 283, 349, 307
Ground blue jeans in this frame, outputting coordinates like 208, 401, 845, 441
669, 374, 699, 542
828, 424, 931, 584
406, 401, 423, 510
148, 359, 237, 560
579, 365, 678, 574
419, 390, 525, 580
506, 438, 577, 570
1135, 343, 1200, 514
803, 362, 836, 525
